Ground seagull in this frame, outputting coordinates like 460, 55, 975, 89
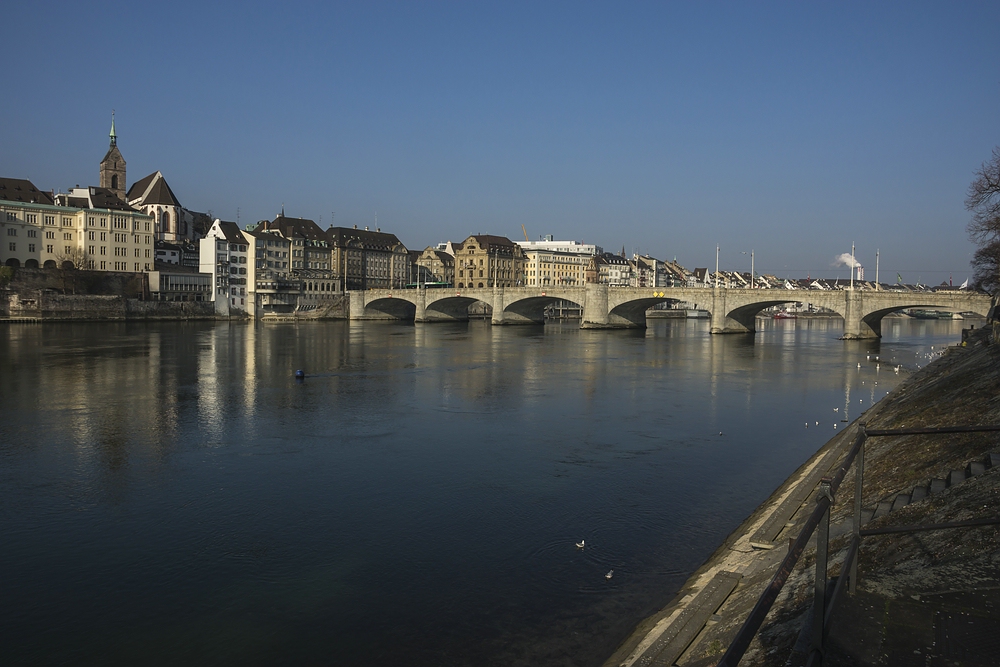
857, 363, 861, 369
815, 421, 819, 426
605, 570, 614, 580
833, 407, 839, 412
719, 431, 723, 436
576, 540, 585, 549
805, 423, 809, 428
833, 424, 837, 429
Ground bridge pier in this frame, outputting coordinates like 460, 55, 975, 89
709, 287, 755, 334
841, 290, 880, 339
581, 284, 645, 328
491, 288, 544, 325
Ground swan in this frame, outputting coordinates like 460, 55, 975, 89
605, 570, 614, 580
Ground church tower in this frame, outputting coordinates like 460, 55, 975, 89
100, 112, 127, 201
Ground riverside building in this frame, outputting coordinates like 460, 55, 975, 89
453, 234, 526, 288
517, 236, 600, 287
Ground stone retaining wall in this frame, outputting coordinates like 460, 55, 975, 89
2, 290, 220, 321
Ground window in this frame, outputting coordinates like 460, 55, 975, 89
6, 228, 15, 236
8, 242, 15, 251
64, 246, 71, 254
100, 247, 106, 255
88, 231, 95, 240
46, 231, 54, 239
46, 245, 53, 253
5, 212, 15, 221
28, 243, 35, 252
27, 229, 36, 238
44, 215, 54, 225
100, 232, 106, 241
26, 214, 36, 224
88, 246, 95, 255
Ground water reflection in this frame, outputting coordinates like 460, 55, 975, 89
0, 316, 977, 667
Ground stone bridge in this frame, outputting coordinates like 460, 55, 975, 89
348, 285, 991, 339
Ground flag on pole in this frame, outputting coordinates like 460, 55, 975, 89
960, 278, 969, 289
897, 273, 902, 283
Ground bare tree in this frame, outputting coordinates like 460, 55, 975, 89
966, 147, 1000, 292
54, 247, 90, 294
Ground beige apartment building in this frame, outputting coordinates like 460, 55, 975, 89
523, 249, 590, 287
414, 246, 455, 285
1, 178, 153, 272
453, 235, 526, 289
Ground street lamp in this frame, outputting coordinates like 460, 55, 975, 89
742, 250, 755, 289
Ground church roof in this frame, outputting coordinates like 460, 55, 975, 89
127, 171, 181, 207
0, 178, 54, 205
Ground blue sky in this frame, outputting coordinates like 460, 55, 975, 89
3, 1, 999, 281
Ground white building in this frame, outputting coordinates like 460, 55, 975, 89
516, 236, 603, 256
199, 219, 249, 314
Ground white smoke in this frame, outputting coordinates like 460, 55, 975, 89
834, 253, 861, 268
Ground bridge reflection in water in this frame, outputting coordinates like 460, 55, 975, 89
350, 285, 991, 339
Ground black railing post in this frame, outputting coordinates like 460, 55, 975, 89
850, 424, 866, 595
812, 477, 833, 661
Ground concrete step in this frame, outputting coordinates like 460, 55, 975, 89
910, 485, 928, 502
861, 508, 875, 525
968, 461, 986, 477
930, 479, 947, 494
872, 501, 893, 519
987, 452, 1000, 469
636, 570, 742, 667
891, 494, 911, 512
948, 469, 968, 487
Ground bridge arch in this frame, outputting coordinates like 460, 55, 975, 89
723, 298, 833, 333
608, 297, 683, 328
496, 294, 585, 324
857, 301, 989, 338
423, 295, 489, 322
357, 296, 416, 321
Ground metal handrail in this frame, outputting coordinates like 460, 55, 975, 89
717, 423, 1000, 667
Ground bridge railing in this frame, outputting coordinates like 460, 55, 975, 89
716, 423, 1000, 667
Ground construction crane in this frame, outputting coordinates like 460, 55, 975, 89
521, 224, 529, 242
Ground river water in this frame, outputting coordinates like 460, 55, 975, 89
0, 316, 974, 666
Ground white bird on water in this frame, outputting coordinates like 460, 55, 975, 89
576, 540, 585, 549
833, 407, 839, 412
605, 570, 614, 580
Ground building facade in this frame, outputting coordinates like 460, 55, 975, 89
328, 226, 410, 290
1, 177, 154, 273
414, 246, 455, 285
453, 235, 526, 289
199, 219, 249, 312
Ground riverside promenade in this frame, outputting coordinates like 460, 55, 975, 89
605, 322, 1000, 667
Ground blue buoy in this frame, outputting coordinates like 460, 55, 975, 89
295, 369, 305, 381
